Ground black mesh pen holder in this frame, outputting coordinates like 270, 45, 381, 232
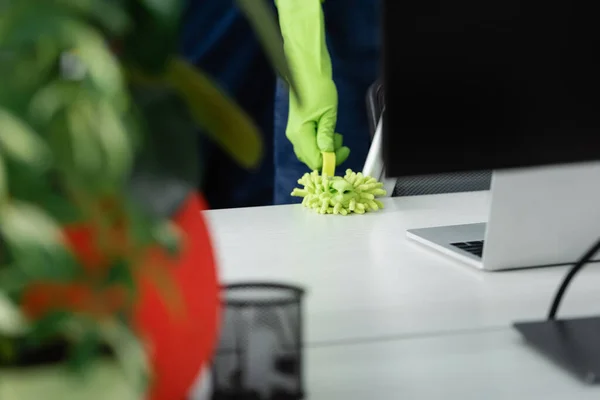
211, 283, 305, 400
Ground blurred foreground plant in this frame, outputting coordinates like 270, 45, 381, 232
0, 0, 293, 396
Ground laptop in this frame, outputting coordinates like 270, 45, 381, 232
406, 162, 600, 271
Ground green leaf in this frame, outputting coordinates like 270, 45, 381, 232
2, 155, 82, 225
99, 320, 149, 393
31, 80, 133, 188
3, 0, 130, 36
68, 328, 100, 373
0, 292, 28, 336
1, 7, 125, 100
0, 201, 63, 251
163, 58, 263, 169
0, 201, 75, 280
27, 311, 70, 345
28, 80, 82, 124
96, 102, 135, 184
52, 0, 130, 35
63, 22, 125, 100
0, 267, 29, 297
105, 260, 135, 291
0, 153, 6, 202
78, 99, 133, 185
0, 41, 58, 112
34, 191, 83, 225
235, 0, 299, 100
0, 108, 51, 169
139, 0, 182, 24
64, 103, 104, 180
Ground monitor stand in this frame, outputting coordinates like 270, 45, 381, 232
514, 316, 600, 384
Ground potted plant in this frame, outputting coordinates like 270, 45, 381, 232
0, 0, 294, 398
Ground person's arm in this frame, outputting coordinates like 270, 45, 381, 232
276, 0, 332, 93
275, 0, 349, 171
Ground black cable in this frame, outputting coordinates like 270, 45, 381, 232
547, 236, 600, 320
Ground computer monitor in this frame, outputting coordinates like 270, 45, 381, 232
381, 0, 600, 383
382, 0, 600, 177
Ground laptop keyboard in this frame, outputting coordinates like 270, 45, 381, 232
451, 240, 484, 258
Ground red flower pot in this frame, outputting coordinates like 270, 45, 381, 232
57, 193, 220, 399
135, 193, 220, 400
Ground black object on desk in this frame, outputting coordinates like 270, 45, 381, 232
514, 237, 600, 384
514, 317, 600, 384
211, 283, 305, 400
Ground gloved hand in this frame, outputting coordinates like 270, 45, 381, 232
275, 0, 350, 171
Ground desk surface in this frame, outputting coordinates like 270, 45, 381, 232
205, 192, 600, 344
306, 328, 599, 400
200, 192, 600, 399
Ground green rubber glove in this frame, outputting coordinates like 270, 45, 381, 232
275, 0, 350, 171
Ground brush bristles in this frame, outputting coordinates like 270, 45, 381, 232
291, 170, 387, 215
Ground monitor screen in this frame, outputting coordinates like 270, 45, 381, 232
383, 0, 600, 177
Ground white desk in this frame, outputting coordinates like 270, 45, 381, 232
205, 192, 600, 344
195, 192, 600, 399
306, 328, 600, 400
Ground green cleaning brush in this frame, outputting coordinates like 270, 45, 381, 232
291, 169, 387, 215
